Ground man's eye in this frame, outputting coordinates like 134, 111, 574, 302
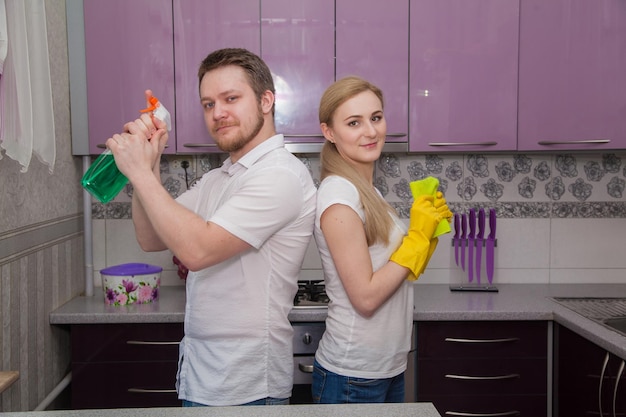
203, 102, 214, 109
227, 96, 237, 102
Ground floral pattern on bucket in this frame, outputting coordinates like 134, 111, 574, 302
100, 263, 162, 306
103, 276, 160, 306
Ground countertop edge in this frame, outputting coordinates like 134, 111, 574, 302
50, 284, 626, 359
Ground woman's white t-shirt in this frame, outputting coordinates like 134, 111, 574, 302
314, 175, 414, 379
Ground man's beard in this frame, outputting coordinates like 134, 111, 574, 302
214, 106, 265, 153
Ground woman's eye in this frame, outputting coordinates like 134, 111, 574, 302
372, 115, 382, 122
348, 120, 358, 127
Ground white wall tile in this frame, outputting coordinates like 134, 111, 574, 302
301, 238, 323, 270
104, 219, 176, 272
497, 219, 551, 268
91, 219, 106, 280
551, 218, 626, 269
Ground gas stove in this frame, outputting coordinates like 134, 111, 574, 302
293, 280, 329, 309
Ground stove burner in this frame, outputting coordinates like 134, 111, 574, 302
294, 280, 329, 307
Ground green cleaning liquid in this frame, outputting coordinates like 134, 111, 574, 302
81, 150, 128, 203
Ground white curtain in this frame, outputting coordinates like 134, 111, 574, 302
0, 0, 56, 173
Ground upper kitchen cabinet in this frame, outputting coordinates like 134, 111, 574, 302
518, 0, 626, 151
261, 0, 335, 151
409, 0, 519, 153
336, 0, 409, 150
173, 0, 260, 153
83, 0, 176, 155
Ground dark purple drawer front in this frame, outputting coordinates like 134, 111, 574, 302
72, 361, 180, 409
417, 321, 547, 359
418, 357, 547, 396
71, 323, 183, 363
424, 394, 547, 417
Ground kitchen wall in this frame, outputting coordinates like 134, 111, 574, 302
93, 151, 626, 287
0, 0, 84, 412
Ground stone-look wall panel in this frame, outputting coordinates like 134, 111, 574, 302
0, 236, 81, 412
0, 0, 84, 411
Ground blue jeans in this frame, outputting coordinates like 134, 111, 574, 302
183, 397, 289, 407
311, 359, 405, 403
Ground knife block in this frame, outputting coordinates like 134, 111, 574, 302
449, 238, 498, 292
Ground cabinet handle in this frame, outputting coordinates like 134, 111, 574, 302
427, 141, 498, 147
536, 139, 610, 145
283, 134, 325, 138
126, 340, 180, 346
445, 374, 519, 381
127, 388, 177, 394
444, 337, 519, 344
282, 133, 407, 138
97, 144, 169, 149
599, 352, 610, 417
444, 411, 520, 416
298, 363, 314, 373
182, 143, 219, 148
613, 360, 625, 417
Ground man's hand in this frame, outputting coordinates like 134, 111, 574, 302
106, 90, 169, 180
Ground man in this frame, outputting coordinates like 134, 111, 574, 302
107, 48, 317, 406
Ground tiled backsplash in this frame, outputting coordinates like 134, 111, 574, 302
91, 151, 626, 287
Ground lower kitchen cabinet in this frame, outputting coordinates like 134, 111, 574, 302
416, 321, 549, 416
70, 323, 183, 409
555, 324, 626, 417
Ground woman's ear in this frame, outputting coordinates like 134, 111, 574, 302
320, 123, 335, 143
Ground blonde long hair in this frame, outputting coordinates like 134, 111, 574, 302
318, 76, 396, 246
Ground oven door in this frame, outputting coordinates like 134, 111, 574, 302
290, 322, 417, 403
290, 322, 325, 404
291, 355, 315, 404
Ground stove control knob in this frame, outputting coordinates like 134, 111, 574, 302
302, 333, 312, 345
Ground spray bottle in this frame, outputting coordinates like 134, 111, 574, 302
81, 96, 171, 203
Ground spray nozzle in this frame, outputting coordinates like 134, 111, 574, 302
139, 95, 171, 131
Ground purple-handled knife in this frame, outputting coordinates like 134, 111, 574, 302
475, 208, 485, 284
453, 213, 460, 266
460, 213, 467, 271
486, 208, 497, 285
467, 209, 476, 283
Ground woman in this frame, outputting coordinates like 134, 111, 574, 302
312, 76, 451, 403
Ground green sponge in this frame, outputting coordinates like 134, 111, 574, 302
409, 177, 451, 238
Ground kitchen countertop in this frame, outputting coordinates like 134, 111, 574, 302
49, 284, 626, 359
0, 403, 441, 417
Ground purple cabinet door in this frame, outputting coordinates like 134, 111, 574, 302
518, 0, 626, 151
409, 0, 519, 153
336, 0, 409, 145
84, 0, 175, 155
261, 0, 335, 144
174, 0, 260, 153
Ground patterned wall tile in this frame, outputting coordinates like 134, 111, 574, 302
92, 151, 626, 220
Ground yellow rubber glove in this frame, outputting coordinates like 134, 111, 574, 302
390, 195, 443, 280
417, 237, 439, 277
411, 193, 451, 279
409, 177, 451, 237
433, 191, 453, 225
